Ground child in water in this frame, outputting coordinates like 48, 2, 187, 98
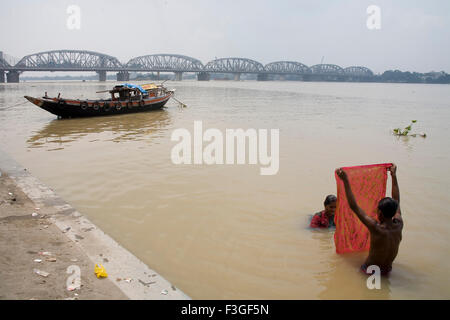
310, 195, 337, 228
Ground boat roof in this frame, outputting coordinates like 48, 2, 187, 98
120, 83, 147, 94
109, 83, 159, 93
140, 83, 158, 90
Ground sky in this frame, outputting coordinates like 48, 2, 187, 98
1, 0, 449, 73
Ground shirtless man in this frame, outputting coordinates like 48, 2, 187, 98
335, 164, 403, 275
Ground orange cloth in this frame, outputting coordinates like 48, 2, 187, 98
334, 163, 391, 254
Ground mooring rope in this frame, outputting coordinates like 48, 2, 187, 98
0, 100, 29, 110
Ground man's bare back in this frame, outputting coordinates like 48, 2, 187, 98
336, 164, 403, 275
365, 216, 403, 273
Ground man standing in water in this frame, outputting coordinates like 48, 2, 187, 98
335, 164, 403, 275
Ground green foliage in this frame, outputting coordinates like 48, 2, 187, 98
393, 120, 426, 137
378, 70, 450, 84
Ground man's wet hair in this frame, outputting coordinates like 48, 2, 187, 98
378, 197, 399, 218
324, 195, 337, 206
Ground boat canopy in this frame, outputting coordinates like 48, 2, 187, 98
140, 83, 158, 91
122, 83, 147, 94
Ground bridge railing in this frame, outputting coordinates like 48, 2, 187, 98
1, 49, 376, 80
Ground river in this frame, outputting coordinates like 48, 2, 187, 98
0, 80, 449, 299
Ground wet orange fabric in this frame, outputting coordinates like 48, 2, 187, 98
334, 163, 392, 254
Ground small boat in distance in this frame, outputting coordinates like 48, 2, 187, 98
24, 83, 174, 118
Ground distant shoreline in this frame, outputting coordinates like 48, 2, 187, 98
16, 70, 450, 85
13, 78, 450, 84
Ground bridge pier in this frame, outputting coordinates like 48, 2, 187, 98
97, 70, 107, 82
197, 72, 210, 81
174, 72, 183, 81
6, 71, 20, 83
233, 73, 241, 81
257, 73, 268, 81
116, 71, 129, 81
0, 70, 5, 83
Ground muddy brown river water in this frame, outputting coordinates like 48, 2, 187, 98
0, 80, 449, 299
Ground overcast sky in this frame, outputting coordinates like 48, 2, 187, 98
1, 0, 449, 73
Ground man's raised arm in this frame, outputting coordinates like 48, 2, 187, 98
336, 168, 378, 230
389, 163, 402, 218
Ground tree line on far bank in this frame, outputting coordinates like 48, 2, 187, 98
375, 70, 450, 84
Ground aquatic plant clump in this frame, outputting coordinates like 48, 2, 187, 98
393, 120, 426, 137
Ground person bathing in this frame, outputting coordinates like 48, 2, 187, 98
335, 163, 403, 275
310, 195, 337, 228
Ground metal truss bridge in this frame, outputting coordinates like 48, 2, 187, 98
0, 50, 374, 82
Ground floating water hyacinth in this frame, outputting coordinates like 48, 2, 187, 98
393, 120, 426, 137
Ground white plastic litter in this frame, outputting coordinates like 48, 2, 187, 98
33, 269, 49, 277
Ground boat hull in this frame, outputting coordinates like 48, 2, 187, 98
24, 94, 172, 118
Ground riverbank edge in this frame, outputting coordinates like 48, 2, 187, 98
0, 148, 190, 300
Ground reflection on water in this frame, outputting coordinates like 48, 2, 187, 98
393, 134, 427, 153
318, 257, 393, 300
27, 110, 171, 149
310, 230, 393, 299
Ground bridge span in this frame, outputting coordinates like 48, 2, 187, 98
0, 50, 374, 83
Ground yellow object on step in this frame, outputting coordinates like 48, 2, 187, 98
94, 264, 108, 278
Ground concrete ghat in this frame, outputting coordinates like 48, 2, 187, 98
0, 148, 190, 300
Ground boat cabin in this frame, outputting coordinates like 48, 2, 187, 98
109, 86, 145, 101
108, 83, 164, 101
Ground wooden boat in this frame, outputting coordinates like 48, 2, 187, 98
24, 83, 174, 118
